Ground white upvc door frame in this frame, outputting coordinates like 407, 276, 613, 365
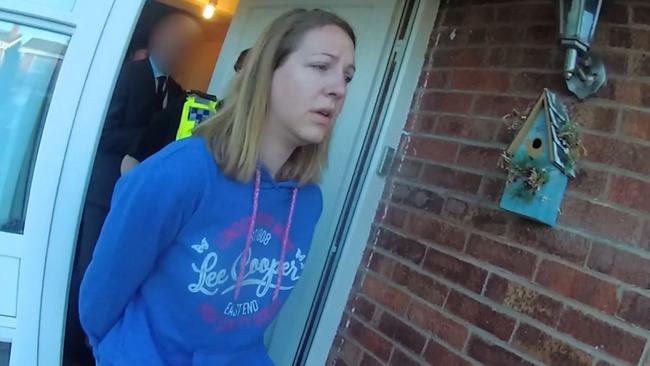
304, 1, 439, 364
0, 0, 145, 365
37, 0, 146, 364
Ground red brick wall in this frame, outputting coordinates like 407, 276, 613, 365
327, 1, 650, 365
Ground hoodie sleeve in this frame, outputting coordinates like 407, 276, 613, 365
78, 146, 199, 347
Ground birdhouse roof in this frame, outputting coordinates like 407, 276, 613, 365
506, 89, 575, 177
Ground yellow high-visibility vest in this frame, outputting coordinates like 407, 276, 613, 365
175, 91, 219, 141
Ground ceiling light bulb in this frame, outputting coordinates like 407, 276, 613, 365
203, 2, 216, 19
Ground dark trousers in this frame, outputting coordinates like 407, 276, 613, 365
64, 202, 109, 366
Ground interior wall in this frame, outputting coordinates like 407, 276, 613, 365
127, 0, 234, 92
174, 21, 230, 92
327, 1, 650, 366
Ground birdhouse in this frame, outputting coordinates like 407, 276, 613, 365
499, 89, 576, 226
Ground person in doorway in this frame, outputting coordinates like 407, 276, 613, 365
64, 12, 201, 366
79, 8, 355, 366
120, 48, 251, 174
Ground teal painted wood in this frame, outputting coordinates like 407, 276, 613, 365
499, 90, 569, 226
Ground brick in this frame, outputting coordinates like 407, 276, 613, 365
623, 110, 650, 141
478, 176, 505, 204
434, 115, 498, 143
618, 291, 650, 331
432, 48, 485, 68
641, 221, 650, 251
493, 4, 525, 23
593, 24, 609, 46
442, 198, 509, 236
559, 196, 642, 244
390, 158, 422, 181
525, 24, 555, 45
420, 163, 483, 194
404, 136, 459, 164
348, 295, 376, 323
485, 274, 562, 326
442, 9, 464, 26
486, 47, 554, 69
513, 324, 593, 366
485, 26, 523, 45
609, 27, 632, 48
473, 94, 534, 119
347, 317, 393, 362
485, 47, 513, 67
445, 290, 516, 341
519, 47, 555, 69
375, 228, 427, 266
456, 144, 502, 173
422, 247, 488, 293
567, 167, 609, 197
601, 2, 629, 24
330, 357, 349, 366
571, 103, 618, 133
601, 50, 628, 76
633, 5, 650, 24
466, 234, 537, 278
609, 175, 650, 214
406, 214, 467, 251
448, 69, 511, 92
359, 353, 382, 366
391, 263, 449, 306
468, 204, 509, 236
507, 218, 591, 265
388, 349, 419, 366
558, 308, 645, 364
377, 312, 426, 354
330, 335, 361, 366
582, 134, 650, 175
588, 243, 650, 288
443, 197, 471, 222
380, 204, 408, 229
461, 6, 496, 25
607, 79, 650, 107
535, 260, 618, 314
420, 91, 473, 113
511, 72, 565, 95
407, 300, 468, 349
632, 53, 650, 77
405, 113, 437, 134
390, 182, 445, 215
361, 274, 410, 315
423, 341, 471, 366
418, 70, 448, 89
467, 28, 487, 45
467, 336, 535, 366
368, 250, 396, 278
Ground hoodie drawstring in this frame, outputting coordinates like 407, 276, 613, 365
233, 169, 299, 302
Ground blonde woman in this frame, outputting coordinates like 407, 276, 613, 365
78, 8, 355, 366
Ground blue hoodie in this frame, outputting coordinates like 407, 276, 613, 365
79, 137, 322, 365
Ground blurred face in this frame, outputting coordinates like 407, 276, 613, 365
149, 15, 202, 74
267, 25, 355, 147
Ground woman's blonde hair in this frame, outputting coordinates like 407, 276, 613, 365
194, 9, 355, 185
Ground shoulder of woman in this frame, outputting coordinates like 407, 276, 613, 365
142, 137, 220, 186
298, 183, 323, 216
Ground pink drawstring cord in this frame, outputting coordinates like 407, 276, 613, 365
233, 169, 299, 302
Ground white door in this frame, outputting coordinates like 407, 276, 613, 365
208, 1, 402, 364
0, 1, 143, 365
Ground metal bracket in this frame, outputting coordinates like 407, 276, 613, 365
377, 146, 396, 177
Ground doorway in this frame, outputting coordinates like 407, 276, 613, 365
60, 0, 422, 365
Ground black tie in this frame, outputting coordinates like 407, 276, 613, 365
156, 76, 167, 100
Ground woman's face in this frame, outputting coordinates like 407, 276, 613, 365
267, 25, 356, 147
